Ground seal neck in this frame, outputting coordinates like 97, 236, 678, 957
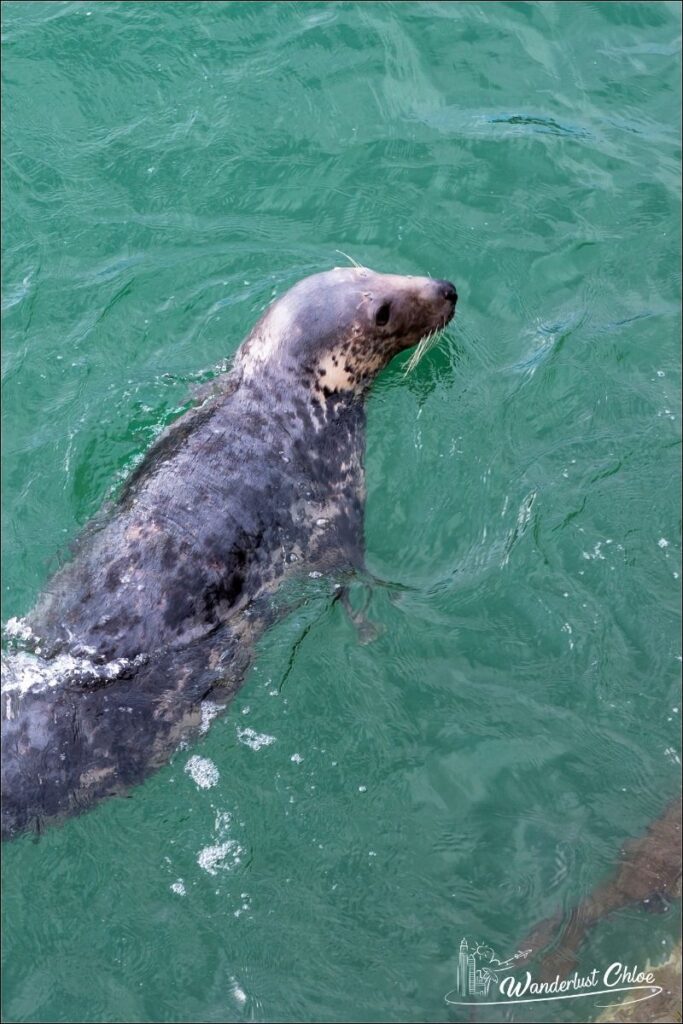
242, 367, 365, 436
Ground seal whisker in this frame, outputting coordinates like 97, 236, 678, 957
334, 250, 364, 270
404, 326, 443, 375
404, 332, 430, 375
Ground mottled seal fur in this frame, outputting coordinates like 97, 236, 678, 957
1, 266, 457, 838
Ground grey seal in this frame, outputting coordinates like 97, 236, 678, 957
1, 265, 457, 838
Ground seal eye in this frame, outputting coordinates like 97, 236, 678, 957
375, 302, 391, 327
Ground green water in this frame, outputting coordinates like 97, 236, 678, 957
1, 2, 681, 1022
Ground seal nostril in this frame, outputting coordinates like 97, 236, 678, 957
440, 281, 457, 305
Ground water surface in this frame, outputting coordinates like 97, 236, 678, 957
1, 2, 681, 1022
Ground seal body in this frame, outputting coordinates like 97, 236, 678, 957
1, 266, 456, 837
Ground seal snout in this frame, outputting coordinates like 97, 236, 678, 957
436, 280, 458, 307
427, 278, 457, 330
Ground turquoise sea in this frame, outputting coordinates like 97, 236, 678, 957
1, 2, 681, 1022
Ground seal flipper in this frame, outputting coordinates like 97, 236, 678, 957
335, 583, 383, 645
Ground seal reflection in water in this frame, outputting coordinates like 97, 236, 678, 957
1, 266, 457, 838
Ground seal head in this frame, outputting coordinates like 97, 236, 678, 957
238, 266, 457, 396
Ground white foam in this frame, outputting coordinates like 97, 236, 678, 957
237, 726, 276, 751
197, 839, 243, 875
214, 810, 232, 834
230, 978, 247, 1006
4, 616, 35, 643
582, 540, 611, 561
170, 879, 186, 896
184, 755, 219, 790
199, 700, 221, 735
1, 648, 144, 696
